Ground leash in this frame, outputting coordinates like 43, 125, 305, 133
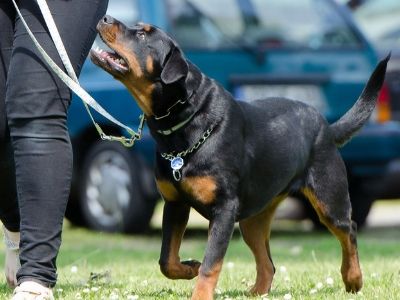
11, 0, 145, 147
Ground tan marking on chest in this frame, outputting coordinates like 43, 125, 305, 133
156, 180, 179, 202
181, 176, 217, 205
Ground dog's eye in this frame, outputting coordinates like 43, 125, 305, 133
137, 31, 146, 41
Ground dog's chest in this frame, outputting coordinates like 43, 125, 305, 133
156, 176, 217, 205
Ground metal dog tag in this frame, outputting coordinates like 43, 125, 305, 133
171, 157, 184, 181
171, 157, 184, 170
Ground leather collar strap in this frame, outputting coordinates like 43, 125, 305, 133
150, 91, 199, 135
156, 110, 197, 135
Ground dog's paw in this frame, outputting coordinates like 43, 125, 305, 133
181, 259, 201, 278
344, 275, 363, 293
342, 265, 363, 293
248, 279, 272, 296
160, 260, 201, 280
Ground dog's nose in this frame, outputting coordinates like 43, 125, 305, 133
102, 15, 115, 24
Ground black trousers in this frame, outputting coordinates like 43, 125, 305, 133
0, 0, 108, 287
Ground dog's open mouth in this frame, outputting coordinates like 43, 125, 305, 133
90, 45, 129, 74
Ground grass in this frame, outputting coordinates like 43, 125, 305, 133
0, 217, 399, 299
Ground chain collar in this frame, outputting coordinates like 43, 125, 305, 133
160, 122, 217, 181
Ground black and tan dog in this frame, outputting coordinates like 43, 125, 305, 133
90, 15, 389, 300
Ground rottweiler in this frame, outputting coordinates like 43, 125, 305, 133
90, 15, 389, 300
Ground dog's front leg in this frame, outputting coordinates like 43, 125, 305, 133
191, 200, 238, 300
159, 201, 201, 280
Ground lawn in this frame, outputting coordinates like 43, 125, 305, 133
0, 218, 399, 299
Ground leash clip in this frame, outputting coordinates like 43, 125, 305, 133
96, 115, 145, 148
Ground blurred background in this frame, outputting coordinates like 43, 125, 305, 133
65, 0, 400, 234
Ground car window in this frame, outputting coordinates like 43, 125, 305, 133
353, 0, 400, 48
167, 0, 362, 49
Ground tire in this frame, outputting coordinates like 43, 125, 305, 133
78, 141, 157, 233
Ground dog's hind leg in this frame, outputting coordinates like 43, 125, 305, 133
239, 195, 286, 295
159, 201, 201, 280
301, 150, 362, 293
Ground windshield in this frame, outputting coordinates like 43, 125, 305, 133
167, 0, 362, 49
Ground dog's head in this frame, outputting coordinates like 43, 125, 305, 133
90, 15, 189, 116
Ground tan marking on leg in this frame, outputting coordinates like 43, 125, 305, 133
156, 180, 179, 202
331, 226, 363, 292
301, 187, 362, 292
181, 176, 217, 205
301, 187, 329, 216
191, 260, 223, 300
160, 226, 200, 279
240, 195, 286, 295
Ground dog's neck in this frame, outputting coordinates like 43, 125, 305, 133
146, 63, 216, 154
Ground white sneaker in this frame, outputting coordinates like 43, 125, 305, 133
3, 226, 20, 288
11, 281, 54, 300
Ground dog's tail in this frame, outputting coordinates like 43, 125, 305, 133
330, 54, 390, 147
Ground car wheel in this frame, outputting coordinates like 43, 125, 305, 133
79, 141, 157, 233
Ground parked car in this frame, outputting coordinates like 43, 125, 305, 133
66, 0, 400, 233
349, 0, 400, 120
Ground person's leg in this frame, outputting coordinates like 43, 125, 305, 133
0, 0, 20, 234
6, 0, 108, 287
0, 2, 21, 288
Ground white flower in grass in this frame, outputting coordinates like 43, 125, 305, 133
91, 286, 100, 292
261, 293, 269, 299
56, 288, 63, 293
110, 293, 119, 300
215, 288, 222, 295
279, 266, 287, 273
290, 245, 303, 255
284, 276, 290, 282
141, 280, 148, 286
226, 261, 235, 269
309, 288, 317, 294
316, 282, 323, 289
127, 295, 139, 300
283, 293, 292, 300
82, 288, 90, 294
75, 292, 82, 299
70, 265, 78, 273
326, 277, 334, 286
371, 272, 378, 278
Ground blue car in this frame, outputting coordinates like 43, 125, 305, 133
66, 0, 400, 232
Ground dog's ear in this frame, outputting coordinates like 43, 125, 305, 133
160, 47, 188, 84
